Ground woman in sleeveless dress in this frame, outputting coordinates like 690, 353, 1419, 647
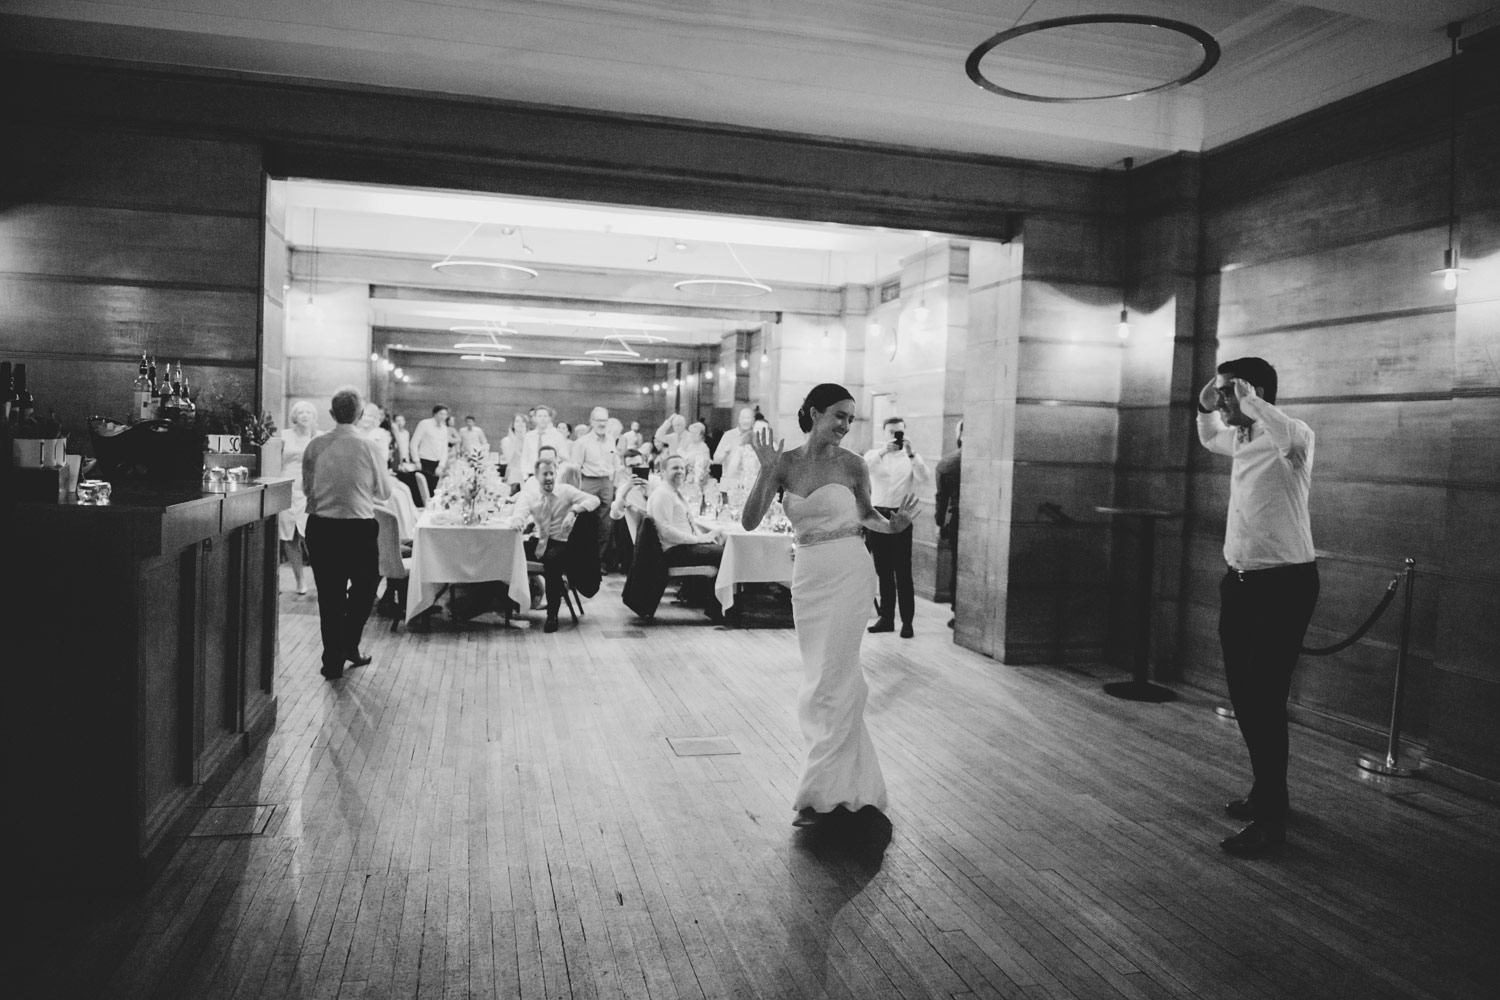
743, 384, 920, 826
278, 400, 323, 595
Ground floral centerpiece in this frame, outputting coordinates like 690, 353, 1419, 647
435, 449, 507, 525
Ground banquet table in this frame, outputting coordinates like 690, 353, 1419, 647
405, 510, 531, 621
701, 519, 795, 614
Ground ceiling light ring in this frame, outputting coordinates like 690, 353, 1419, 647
673, 278, 773, 298
431, 259, 539, 279
965, 14, 1220, 103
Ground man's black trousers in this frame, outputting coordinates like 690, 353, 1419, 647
1219, 561, 1320, 822
865, 508, 914, 627
306, 515, 380, 670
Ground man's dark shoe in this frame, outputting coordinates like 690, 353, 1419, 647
1220, 820, 1285, 858
543, 616, 559, 633
900, 623, 914, 638
947, 617, 955, 628
348, 652, 373, 668
1225, 797, 1256, 822
867, 619, 894, 634
320, 662, 344, 681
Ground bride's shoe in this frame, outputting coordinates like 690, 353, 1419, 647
792, 807, 820, 828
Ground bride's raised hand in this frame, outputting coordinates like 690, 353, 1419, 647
750, 424, 784, 470
895, 492, 921, 528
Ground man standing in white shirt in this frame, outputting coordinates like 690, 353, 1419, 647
409, 404, 450, 495
713, 406, 761, 493
520, 404, 571, 476
303, 387, 393, 680
572, 406, 619, 569
509, 456, 600, 632
863, 416, 929, 638
646, 454, 725, 620
1197, 356, 1319, 858
457, 415, 489, 456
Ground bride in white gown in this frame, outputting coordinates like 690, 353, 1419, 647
742, 384, 920, 826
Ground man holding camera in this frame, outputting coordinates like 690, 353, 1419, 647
864, 416, 930, 638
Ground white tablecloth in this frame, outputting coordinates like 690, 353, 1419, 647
709, 524, 795, 613
405, 511, 531, 621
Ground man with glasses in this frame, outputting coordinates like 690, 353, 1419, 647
1198, 357, 1319, 858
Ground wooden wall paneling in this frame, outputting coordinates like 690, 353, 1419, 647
6, 358, 254, 436
0, 204, 261, 288
1293, 640, 1433, 739
1309, 480, 1448, 567
1426, 664, 1500, 781
1295, 399, 1453, 482
1016, 213, 1118, 285
1216, 310, 1458, 399
136, 553, 187, 832
1205, 140, 1450, 270
13, 126, 264, 214
1012, 403, 1117, 465
1214, 227, 1456, 336
1115, 406, 1191, 471
0, 277, 261, 362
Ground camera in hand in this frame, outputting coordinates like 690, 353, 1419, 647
892, 430, 904, 445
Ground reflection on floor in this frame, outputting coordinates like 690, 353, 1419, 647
18, 570, 1500, 999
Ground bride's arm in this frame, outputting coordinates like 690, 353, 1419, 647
851, 456, 918, 534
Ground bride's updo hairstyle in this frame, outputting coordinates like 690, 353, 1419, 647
798, 383, 855, 433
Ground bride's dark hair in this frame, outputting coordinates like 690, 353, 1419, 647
798, 383, 854, 433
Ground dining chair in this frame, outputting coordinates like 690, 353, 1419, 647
374, 506, 411, 631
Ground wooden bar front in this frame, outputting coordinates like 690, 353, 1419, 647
7, 478, 291, 890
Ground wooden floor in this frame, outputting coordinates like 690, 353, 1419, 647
20, 572, 1500, 1000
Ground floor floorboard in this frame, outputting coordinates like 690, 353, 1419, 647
17, 571, 1500, 999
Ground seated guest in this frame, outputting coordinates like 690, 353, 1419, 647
508, 457, 601, 633
646, 454, 725, 619
517, 445, 562, 501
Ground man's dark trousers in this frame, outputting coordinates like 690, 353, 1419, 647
866, 507, 914, 626
306, 515, 380, 670
419, 459, 441, 496
1219, 562, 1320, 821
525, 537, 571, 615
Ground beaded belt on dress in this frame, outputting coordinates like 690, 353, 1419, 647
794, 525, 864, 546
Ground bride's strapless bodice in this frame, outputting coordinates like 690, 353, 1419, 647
783, 483, 862, 545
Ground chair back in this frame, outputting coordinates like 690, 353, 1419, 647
624, 507, 643, 543
414, 472, 431, 505
373, 506, 407, 579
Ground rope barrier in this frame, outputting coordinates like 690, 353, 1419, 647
1300, 573, 1400, 656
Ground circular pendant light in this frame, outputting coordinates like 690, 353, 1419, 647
431, 260, 538, 279
673, 278, 773, 298
560, 359, 604, 367
460, 354, 506, 362
966, 15, 1220, 103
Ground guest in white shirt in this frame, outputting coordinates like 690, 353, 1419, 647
509, 456, 600, 632
863, 416, 930, 638
646, 454, 725, 619
499, 413, 528, 490
1197, 357, 1318, 858
303, 387, 392, 679
654, 413, 687, 456
516, 445, 562, 503
618, 420, 644, 456
678, 422, 711, 481
392, 414, 412, 467
457, 416, 489, 456
520, 405, 571, 477
572, 406, 620, 570
409, 404, 450, 495
713, 406, 760, 493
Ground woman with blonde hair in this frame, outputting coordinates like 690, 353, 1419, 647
278, 399, 323, 595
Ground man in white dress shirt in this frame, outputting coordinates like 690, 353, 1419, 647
572, 406, 619, 569
863, 416, 930, 638
509, 456, 600, 632
646, 454, 725, 620
408, 404, 450, 495
1198, 357, 1318, 858
713, 406, 760, 494
457, 416, 489, 456
520, 405, 571, 477
302, 387, 392, 679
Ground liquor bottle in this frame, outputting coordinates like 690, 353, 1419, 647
1, 361, 12, 424
133, 352, 153, 422
178, 366, 196, 418
156, 367, 175, 421
12, 363, 34, 430
148, 355, 159, 394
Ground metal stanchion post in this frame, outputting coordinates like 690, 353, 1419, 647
1359, 559, 1418, 777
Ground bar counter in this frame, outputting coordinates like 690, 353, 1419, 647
7, 478, 292, 890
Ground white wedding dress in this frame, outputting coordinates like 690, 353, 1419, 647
783, 483, 888, 814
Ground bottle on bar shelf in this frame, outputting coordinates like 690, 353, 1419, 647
1, 360, 13, 424
148, 355, 159, 393
13, 363, 34, 428
156, 365, 175, 421
179, 365, 196, 418
133, 352, 153, 422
